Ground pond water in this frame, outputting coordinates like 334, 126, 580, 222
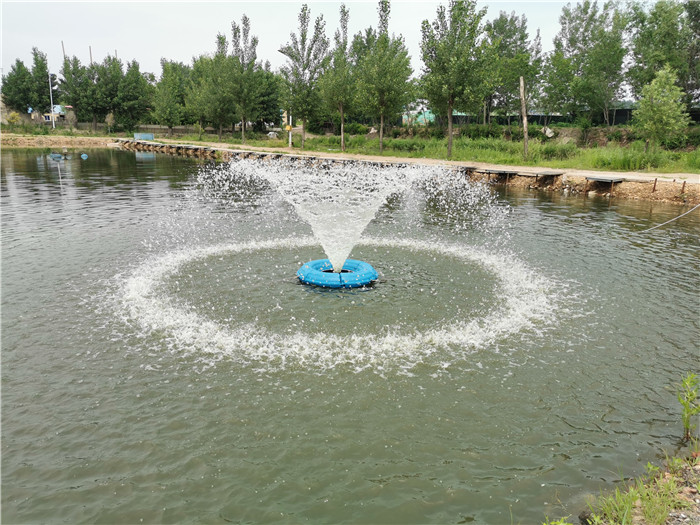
2, 149, 698, 524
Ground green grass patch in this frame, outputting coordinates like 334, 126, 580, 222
291, 133, 699, 172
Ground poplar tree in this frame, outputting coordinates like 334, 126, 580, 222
231, 14, 260, 143
484, 11, 542, 126
543, 0, 625, 122
279, 4, 329, 148
628, 0, 695, 107
420, 0, 489, 157
319, 4, 354, 151
355, 0, 412, 154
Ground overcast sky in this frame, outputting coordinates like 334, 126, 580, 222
2, 0, 568, 79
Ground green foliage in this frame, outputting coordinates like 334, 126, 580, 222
628, 0, 695, 106
353, 0, 412, 153
319, 4, 355, 151
542, 517, 574, 525
633, 66, 691, 148
230, 14, 261, 142
459, 123, 501, 139
279, 4, 330, 147
589, 143, 665, 170
539, 142, 578, 160
484, 10, 542, 121
115, 60, 150, 131
154, 60, 189, 135
344, 122, 369, 135
6, 111, 21, 127
637, 475, 689, 525
592, 483, 639, 524
677, 372, 700, 442
1, 59, 34, 112
420, 0, 492, 157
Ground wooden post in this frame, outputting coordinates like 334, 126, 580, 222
520, 76, 528, 159
652, 178, 657, 193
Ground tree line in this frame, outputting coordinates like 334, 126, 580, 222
2, 0, 698, 156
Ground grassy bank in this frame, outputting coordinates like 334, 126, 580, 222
544, 450, 699, 525
544, 373, 700, 525
173, 130, 699, 173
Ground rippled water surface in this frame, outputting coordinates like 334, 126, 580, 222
2, 149, 698, 524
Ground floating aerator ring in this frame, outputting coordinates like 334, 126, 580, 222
297, 259, 378, 288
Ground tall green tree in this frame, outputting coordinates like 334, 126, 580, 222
355, 0, 412, 154
231, 14, 260, 142
115, 60, 150, 131
253, 62, 283, 130
29, 47, 52, 114
628, 0, 694, 106
206, 35, 237, 139
484, 11, 542, 126
78, 56, 124, 131
279, 4, 329, 148
153, 59, 189, 137
1, 59, 34, 112
185, 55, 212, 131
59, 56, 87, 118
543, 0, 623, 121
686, 0, 700, 104
420, 0, 489, 157
319, 4, 354, 151
538, 50, 576, 122
633, 66, 691, 148
578, 8, 627, 125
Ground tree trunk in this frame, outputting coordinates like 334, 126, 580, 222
302, 118, 307, 148
168, 126, 173, 138
447, 101, 454, 159
340, 104, 345, 152
218, 124, 223, 141
92, 115, 97, 132
379, 113, 384, 154
241, 118, 246, 143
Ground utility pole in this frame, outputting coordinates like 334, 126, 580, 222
48, 71, 55, 129
61, 41, 66, 61
520, 76, 528, 160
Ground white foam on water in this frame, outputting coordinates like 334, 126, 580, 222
121, 236, 556, 374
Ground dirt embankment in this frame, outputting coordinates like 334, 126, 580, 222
1, 134, 117, 149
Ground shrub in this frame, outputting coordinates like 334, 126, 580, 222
606, 129, 624, 143
685, 126, 700, 147
345, 122, 369, 135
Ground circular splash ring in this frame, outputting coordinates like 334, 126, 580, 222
297, 258, 378, 288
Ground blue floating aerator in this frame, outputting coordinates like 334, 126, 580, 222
297, 259, 378, 289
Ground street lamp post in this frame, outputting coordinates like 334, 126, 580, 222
48, 72, 55, 129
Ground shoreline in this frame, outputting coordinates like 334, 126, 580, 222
3, 133, 698, 205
